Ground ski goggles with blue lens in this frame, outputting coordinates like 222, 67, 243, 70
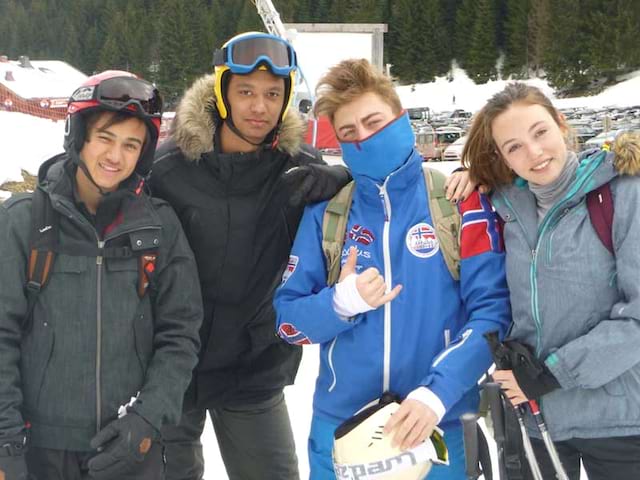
213, 33, 297, 77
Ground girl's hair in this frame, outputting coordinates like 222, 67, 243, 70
314, 58, 402, 122
462, 82, 567, 190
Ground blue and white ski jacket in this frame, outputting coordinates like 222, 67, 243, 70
274, 150, 511, 427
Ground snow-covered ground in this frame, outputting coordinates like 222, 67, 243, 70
2, 66, 637, 479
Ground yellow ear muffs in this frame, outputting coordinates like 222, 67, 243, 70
213, 65, 231, 120
213, 66, 296, 124
279, 70, 296, 123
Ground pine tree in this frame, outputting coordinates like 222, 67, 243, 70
527, 0, 550, 76
502, 0, 529, 78
615, 0, 640, 69
389, 0, 444, 84
157, 0, 193, 106
466, 0, 498, 83
236, 1, 264, 32
454, 0, 476, 68
542, 0, 589, 92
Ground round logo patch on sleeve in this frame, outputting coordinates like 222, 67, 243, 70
406, 222, 439, 258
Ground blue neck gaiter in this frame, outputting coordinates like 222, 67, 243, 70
339, 112, 415, 182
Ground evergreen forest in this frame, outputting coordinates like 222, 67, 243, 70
2, 0, 639, 107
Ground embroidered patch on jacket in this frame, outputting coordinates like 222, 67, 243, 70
459, 192, 503, 258
405, 222, 439, 258
348, 224, 375, 246
278, 323, 311, 345
281, 255, 299, 285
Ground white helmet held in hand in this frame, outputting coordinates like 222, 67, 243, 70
333, 393, 449, 480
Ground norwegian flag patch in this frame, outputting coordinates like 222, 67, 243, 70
349, 224, 375, 246
459, 192, 503, 258
278, 323, 311, 345
281, 255, 299, 285
406, 222, 439, 258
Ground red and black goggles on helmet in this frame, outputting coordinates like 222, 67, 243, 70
70, 76, 163, 118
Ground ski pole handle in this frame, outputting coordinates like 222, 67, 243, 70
460, 413, 481, 479
485, 382, 505, 444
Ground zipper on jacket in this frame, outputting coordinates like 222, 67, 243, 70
96, 239, 104, 433
327, 337, 338, 392
530, 158, 603, 356
379, 182, 393, 393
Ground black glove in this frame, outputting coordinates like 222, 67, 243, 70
282, 164, 352, 207
0, 432, 30, 480
484, 331, 560, 400
88, 412, 159, 480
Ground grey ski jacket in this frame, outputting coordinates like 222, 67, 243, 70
491, 134, 640, 441
0, 155, 202, 451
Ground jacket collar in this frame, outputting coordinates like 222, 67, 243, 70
171, 73, 306, 161
352, 148, 424, 202
37, 154, 161, 236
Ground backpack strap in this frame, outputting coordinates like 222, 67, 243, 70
25, 188, 59, 333
321, 167, 461, 285
422, 166, 461, 280
586, 183, 614, 255
323, 181, 355, 286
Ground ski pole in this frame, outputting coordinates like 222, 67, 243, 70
460, 413, 482, 479
527, 400, 569, 480
485, 382, 507, 480
513, 404, 544, 480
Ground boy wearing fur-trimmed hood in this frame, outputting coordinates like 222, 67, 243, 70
149, 32, 351, 480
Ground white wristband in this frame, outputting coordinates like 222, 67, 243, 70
333, 273, 374, 318
407, 387, 446, 424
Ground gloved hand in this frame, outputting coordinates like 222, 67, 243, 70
88, 411, 159, 480
0, 432, 30, 480
484, 331, 560, 400
282, 164, 352, 207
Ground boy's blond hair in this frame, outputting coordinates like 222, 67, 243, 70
314, 59, 402, 123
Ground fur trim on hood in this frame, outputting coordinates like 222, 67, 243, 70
171, 73, 307, 161
612, 131, 640, 176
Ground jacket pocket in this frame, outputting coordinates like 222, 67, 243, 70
604, 367, 640, 398
105, 257, 139, 296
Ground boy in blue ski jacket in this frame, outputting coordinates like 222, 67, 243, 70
274, 59, 511, 479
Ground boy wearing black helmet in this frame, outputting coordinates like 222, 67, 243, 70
150, 32, 351, 479
0, 71, 202, 480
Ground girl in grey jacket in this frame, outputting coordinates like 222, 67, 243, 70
460, 83, 640, 480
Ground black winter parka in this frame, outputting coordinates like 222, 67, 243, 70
150, 74, 327, 408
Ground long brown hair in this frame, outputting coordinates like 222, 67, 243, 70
462, 82, 567, 190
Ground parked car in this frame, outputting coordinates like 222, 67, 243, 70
572, 126, 596, 150
442, 135, 467, 162
415, 125, 437, 160
429, 126, 464, 160
583, 128, 634, 150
